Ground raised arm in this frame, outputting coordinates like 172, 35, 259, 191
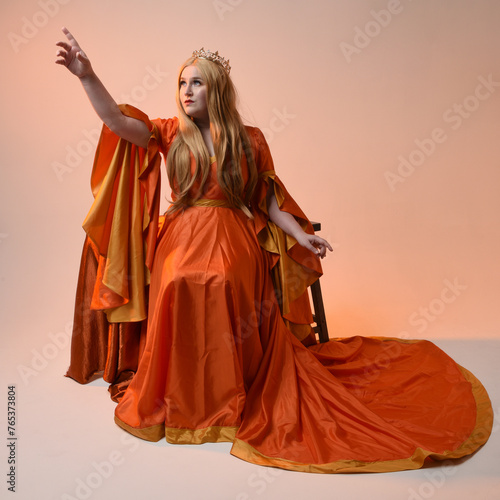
55, 27, 151, 148
266, 179, 333, 259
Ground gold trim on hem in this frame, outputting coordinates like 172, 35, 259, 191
434, 364, 493, 460
230, 439, 431, 473
114, 416, 238, 444
114, 336, 493, 473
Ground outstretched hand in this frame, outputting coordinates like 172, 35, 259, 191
55, 27, 93, 78
296, 232, 333, 259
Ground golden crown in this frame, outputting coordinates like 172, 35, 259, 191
192, 47, 231, 74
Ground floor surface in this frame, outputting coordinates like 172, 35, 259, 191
1, 338, 499, 500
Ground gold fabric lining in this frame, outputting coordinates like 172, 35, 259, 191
82, 105, 163, 323
114, 416, 237, 444
83, 140, 148, 322
230, 439, 430, 473
189, 198, 231, 208
165, 425, 237, 444
254, 171, 320, 340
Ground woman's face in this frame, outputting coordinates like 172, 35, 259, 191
179, 65, 209, 123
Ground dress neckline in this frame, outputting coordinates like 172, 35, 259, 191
210, 155, 216, 164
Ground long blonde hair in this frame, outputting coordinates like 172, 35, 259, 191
166, 56, 257, 218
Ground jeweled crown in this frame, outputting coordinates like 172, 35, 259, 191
192, 47, 231, 74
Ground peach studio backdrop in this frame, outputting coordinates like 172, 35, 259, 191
0, 1, 499, 500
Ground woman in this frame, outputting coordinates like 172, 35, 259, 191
56, 28, 492, 473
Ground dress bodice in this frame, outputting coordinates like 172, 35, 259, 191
184, 154, 250, 203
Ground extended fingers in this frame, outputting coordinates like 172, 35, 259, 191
55, 46, 71, 64
55, 51, 67, 64
317, 243, 326, 258
305, 237, 323, 257
309, 236, 333, 258
55, 38, 72, 64
61, 27, 80, 47
314, 235, 333, 252
56, 40, 71, 50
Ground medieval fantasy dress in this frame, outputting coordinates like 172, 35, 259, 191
66, 105, 493, 473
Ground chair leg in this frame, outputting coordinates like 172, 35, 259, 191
310, 278, 329, 343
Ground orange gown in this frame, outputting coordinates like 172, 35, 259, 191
66, 105, 493, 473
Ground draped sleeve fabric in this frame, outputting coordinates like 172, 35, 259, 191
150, 116, 180, 156
247, 126, 323, 343
66, 107, 178, 391
81, 104, 177, 323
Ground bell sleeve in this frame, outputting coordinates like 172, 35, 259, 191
249, 127, 323, 343
66, 106, 178, 389
81, 104, 174, 323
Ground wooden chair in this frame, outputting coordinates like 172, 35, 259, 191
310, 222, 329, 343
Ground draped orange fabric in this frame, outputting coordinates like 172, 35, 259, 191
66, 106, 493, 473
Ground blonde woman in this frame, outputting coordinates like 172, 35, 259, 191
57, 28, 491, 474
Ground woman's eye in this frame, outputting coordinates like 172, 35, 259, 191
180, 80, 201, 87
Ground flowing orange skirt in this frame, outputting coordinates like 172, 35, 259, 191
102, 204, 493, 473
66, 107, 492, 473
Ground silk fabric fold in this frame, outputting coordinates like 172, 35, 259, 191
66, 105, 493, 473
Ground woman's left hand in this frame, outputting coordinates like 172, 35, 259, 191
295, 233, 333, 259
